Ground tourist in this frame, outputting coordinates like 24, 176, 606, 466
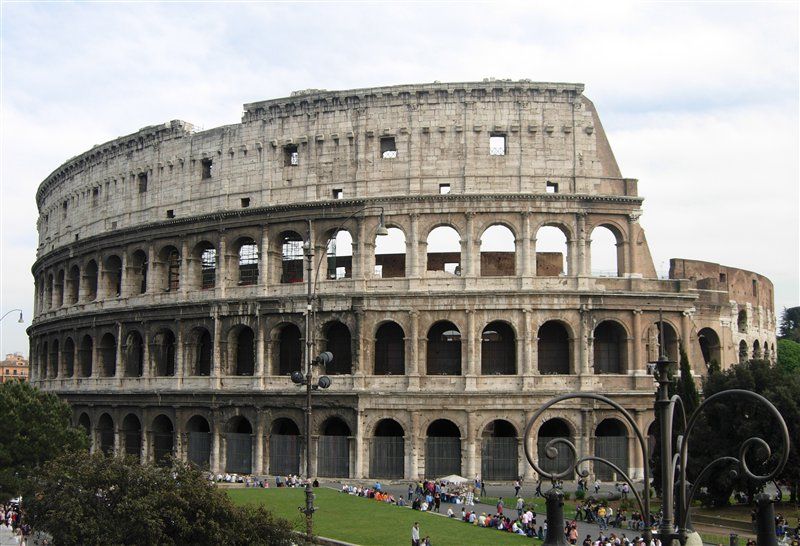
408, 484, 414, 501
446, 507, 454, 518
514, 479, 521, 496
496, 497, 504, 515
411, 522, 420, 546
516, 496, 524, 518
535, 479, 543, 497
594, 478, 601, 494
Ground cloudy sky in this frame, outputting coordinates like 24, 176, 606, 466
1, 1, 798, 356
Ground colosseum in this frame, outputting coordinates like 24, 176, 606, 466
29, 80, 776, 482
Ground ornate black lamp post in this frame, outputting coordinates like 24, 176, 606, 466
292, 207, 389, 540
525, 313, 790, 546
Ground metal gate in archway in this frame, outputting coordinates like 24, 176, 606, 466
594, 436, 628, 481
537, 436, 576, 478
481, 437, 518, 480
318, 436, 349, 477
226, 433, 253, 474
269, 434, 300, 476
188, 432, 212, 469
124, 431, 141, 459
153, 433, 174, 465
370, 437, 404, 478
425, 438, 461, 477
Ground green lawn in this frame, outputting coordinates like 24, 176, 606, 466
229, 487, 539, 546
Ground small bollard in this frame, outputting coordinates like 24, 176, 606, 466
729, 532, 738, 546
755, 493, 778, 546
542, 486, 569, 546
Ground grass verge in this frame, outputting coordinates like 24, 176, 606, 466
229, 487, 539, 546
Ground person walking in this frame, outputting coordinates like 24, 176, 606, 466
496, 497, 504, 515
411, 522, 420, 546
516, 497, 525, 518
535, 479, 543, 497
513, 479, 521, 497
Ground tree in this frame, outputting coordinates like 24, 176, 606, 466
23, 451, 295, 546
779, 306, 800, 343
777, 339, 800, 374
0, 380, 88, 500
676, 344, 700, 416
691, 360, 800, 505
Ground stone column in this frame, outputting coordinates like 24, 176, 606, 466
576, 212, 588, 276
465, 412, 477, 479
466, 310, 477, 376
114, 322, 123, 380
354, 218, 366, 280
632, 310, 643, 373
409, 213, 420, 278
681, 309, 693, 359
578, 308, 590, 375
174, 321, 184, 380
180, 240, 189, 296
566, 238, 578, 277
212, 309, 222, 381
256, 315, 266, 381
521, 212, 532, 277
354, 411, 366, 478
463, 212, 475, 277
141, 322, 151, 378
522, 309, 534, 375
254, 411, 266, 474
580, 409, 593, 474
146, 244, 157, 293
210, 416, 221, 473
218, 234, 227, 298
259, 225, 269, 288
114, 426, 122, 456
408, 310, 420, 376
626, 212, 640, 276
410, 411, 421, 479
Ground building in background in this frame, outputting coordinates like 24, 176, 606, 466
28, 81, 775, 480
1, 353, 29, 383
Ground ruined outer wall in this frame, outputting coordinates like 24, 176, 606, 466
35, 81, 636, 257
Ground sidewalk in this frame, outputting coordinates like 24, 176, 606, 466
0, 525, 19, 546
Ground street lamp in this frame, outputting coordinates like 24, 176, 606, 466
524, 311, 790, 546
0, 309, 24, 323
293, 206, 389, 540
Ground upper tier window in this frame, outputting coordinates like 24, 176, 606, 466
489, 134, 506, 156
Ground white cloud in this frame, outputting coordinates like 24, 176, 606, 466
1, 1, 798, 355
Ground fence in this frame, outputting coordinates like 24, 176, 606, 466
270, 434, 300, 475
318, 436, 349, 477
226, 433, 253, 474
370, 437, 404, 478
481, 437, 518, 480
425, 437, 461, 477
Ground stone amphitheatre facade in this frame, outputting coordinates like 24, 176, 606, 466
29, 80, 776, 482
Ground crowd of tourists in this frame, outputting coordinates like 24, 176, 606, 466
1, 501, 33, 545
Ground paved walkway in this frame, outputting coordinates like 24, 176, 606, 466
0, 525, 19, 546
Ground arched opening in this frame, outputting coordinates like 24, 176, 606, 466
102, 255, 123, 298
426, 226, 461, 275
231, 326, 255, 376
763, 341, 770, 360
44, 274, 53, 311
374, 322, 405, 375
538, 321, 571, 374
323, 321, 352, 375
77, 413, 91, 440
277, 324, 302, 375
738, 340, 749, 363
151, 329, 176, 377
97, 413, 114, 455
186, 416, 212, 469
130, 250, 148, 295
159, 246, 181, 292
269, 418, 300, 476
374, 227, 406, 278
122, 414, 141, 460
480, 224, 516, 276
481, 321, 516, 375
535, 225, 569, 276
370, 419, 404, 478
195, 242, 217, 290
594, 321, 627, 374
63, 337, 75, 377
151, 415, 174, 466
49, 340, 59, 378
188, 328, 212, 376
236, 237, 259, 286
649, 321, 679, 362
697, 328, 721, 366
123, 331, 144, 377
326, 230, 353, 280
426, 419, 461, 477
752, 340, 762, 360
426, 321, 461, 375
590, 225, 623, 277
84, 260, 98, 301
54, 269, 65, 308
41, 341, 49, 379
538, 419, 575, 478
318, 417, 351, 478
98, 333, 116, 377
737, 310, 747, 333
66, 265, 80, 305
481, 420, 517, 480
594, 419, 628, 481
78, 334, 93, 377
280, 231, 304, 284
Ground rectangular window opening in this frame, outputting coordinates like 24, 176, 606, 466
489, 134, 506, 156
719, 273, 727, 283
166, 209, 175, 219
201, 158, 213, 179
752, 279, 758, 296
62, 201, 68, 218
439, 183, 451, 195
284, 144, 299, 166
332, 189, 343, 200
374, 265, 383, 278
546, 181, 558, 193
241, 197, 250, 208
138, 173, 148, 193
92, 187, 99, 206
380, 136, 397, 159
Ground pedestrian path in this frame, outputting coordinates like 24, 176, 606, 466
0, 525, 19, 546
